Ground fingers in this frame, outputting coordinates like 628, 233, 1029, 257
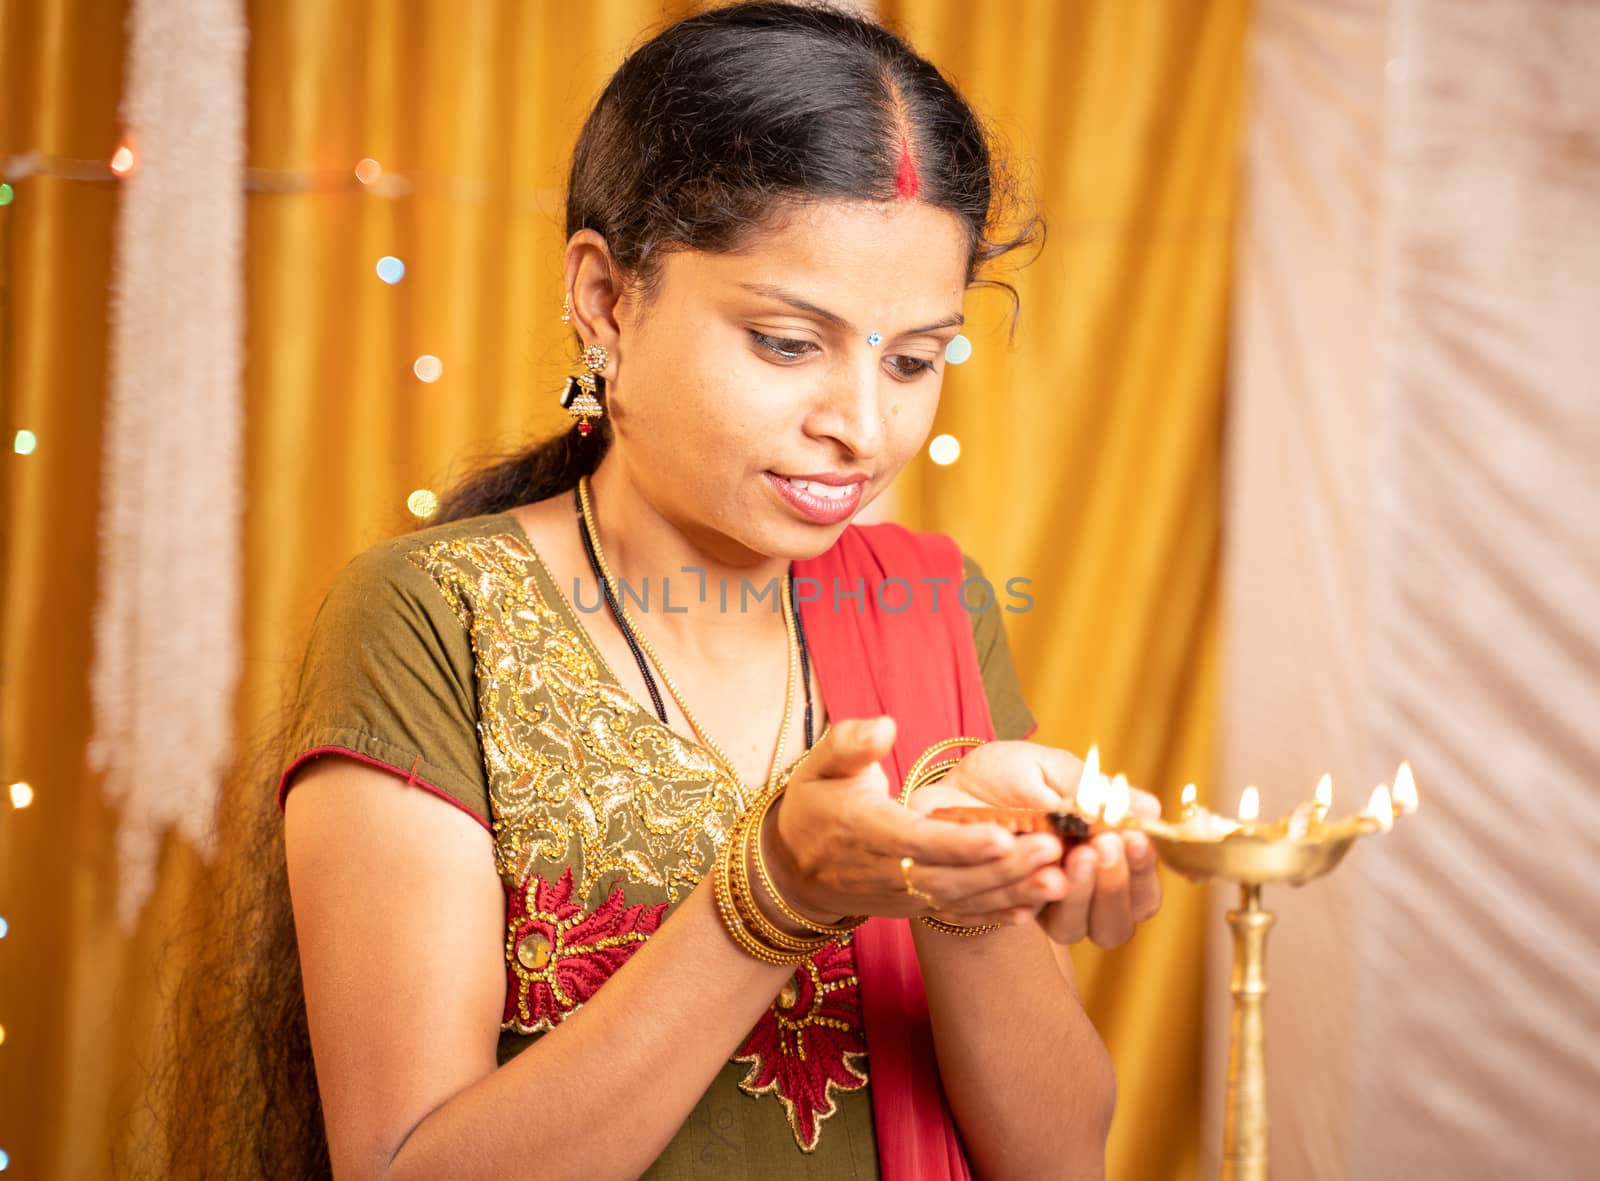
1085, 833, 1134, 948
912, 835, 1066, 913
1124, 829, 1163, 921
806, 716, 897, 782
1129, 787, 1162, 821
1040, 846, 1097, 943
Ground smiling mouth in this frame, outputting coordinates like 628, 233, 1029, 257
776, 476, 862, 501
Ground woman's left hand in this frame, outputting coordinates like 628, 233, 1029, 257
907, 741, 1164, 949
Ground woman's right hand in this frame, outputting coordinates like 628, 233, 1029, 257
765, 716, 1063, 927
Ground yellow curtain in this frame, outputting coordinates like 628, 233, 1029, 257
0, 2, 1242, 1176
883, 3, 1247, 1178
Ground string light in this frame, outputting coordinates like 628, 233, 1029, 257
8, 782, 33, 809
375, 256, 406, 284
12, 430, 36, 455
407, 489, 439, 519
944, 334, 973, 365
109, 142, 137, 177
413, 355, 443, 383
928, 434, 961, 465
354, 157, 383, 185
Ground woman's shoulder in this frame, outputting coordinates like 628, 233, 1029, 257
323, 511, 529, 605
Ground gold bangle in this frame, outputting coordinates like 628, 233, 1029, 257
898, 736, 987, 806
721, 794, 830, 962
919, 915, 1002, 936
902, 738, 1000, 935
714, 802, 806, 965
749, 787, 865, 936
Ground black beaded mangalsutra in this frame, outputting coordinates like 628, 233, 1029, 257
574, 486, 815, 751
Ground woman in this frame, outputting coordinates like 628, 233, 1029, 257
271, 4, 1163, 1178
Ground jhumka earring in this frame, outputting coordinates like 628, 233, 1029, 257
562, 343, 608, 436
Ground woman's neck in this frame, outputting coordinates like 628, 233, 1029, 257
585, 462, 791, 638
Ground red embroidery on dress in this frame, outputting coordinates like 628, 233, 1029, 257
502, 866, 666, 1033
895, 136, 921, 200
733, 936, 869, 1152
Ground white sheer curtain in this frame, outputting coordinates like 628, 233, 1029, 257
1217, 0, 1600, 1176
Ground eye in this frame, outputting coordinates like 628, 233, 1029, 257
887, 355, 937, 380
750, 331, 818, 362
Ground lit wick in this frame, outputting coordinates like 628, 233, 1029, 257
1076, 747, 1107, 819
1104, 774, 1131, 827
1180, 783, 1198, 821
1312, 774, 1333, 825
1238, 785, 1260, 827
1393, 762, 1419, 815
1366, 784, 1395, 832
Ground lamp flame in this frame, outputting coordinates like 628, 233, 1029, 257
1104, 774, 1131, 825
1076, 747, 1105, 816
1238, 786, 1260, 823
1181, 783, 1197, 809
1314, 774, 1333, 811
1367, 784, 1394, 831
1393, 763, 1418, 814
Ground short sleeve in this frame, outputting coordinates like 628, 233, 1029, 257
277, 541, 491, 828
962, 553, 1038, 741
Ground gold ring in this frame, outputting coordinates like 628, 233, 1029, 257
900, 856, 937, 907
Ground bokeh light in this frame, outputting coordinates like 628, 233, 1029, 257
8, 782, 34, 809
375, 256, 406, 284
0, 183, 13, 207
407, 489, 440, 519
928, 434, 961, 465
13, 430, 37, 455
109, 143, 137, 177
355, 158, 383, 185
944, 334, 973, 365
413, 354, 443, 383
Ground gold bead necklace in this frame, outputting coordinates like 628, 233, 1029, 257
577, 475, 800, 797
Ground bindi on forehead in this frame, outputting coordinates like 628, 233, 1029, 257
895, 136, 921, 200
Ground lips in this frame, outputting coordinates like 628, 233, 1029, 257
765, 472, 865, 525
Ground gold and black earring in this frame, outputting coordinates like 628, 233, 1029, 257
562, 343, 608, 436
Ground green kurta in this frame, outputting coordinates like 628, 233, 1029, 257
282, 512, 1035, 1177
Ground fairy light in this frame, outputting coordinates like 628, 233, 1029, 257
407, 489, 439, 519
354, 157, 383, 185
375, 256, 406, 284
12, 430, 36, 455
928, 434, 961, 465
109, 142, 137, 177
413, 355, 443, 383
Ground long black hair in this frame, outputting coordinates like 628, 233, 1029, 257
156, 5, 1034, 1176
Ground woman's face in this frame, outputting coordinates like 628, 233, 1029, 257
603, 199, 971, 565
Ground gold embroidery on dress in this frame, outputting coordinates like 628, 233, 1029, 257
401, 524, 867, 1147
405, 531, 743, 904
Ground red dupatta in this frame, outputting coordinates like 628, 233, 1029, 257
793, 522, 997, 1181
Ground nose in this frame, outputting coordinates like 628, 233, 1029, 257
807, 357, 887, 461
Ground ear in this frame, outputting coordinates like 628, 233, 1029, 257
563, 229, 624, 374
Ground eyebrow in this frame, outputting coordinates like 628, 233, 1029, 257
737, 282, 964, 337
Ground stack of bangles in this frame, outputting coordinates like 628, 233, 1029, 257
714, 737, 998, 965
898, 736, 1001, 936
713, 779, 867, 966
